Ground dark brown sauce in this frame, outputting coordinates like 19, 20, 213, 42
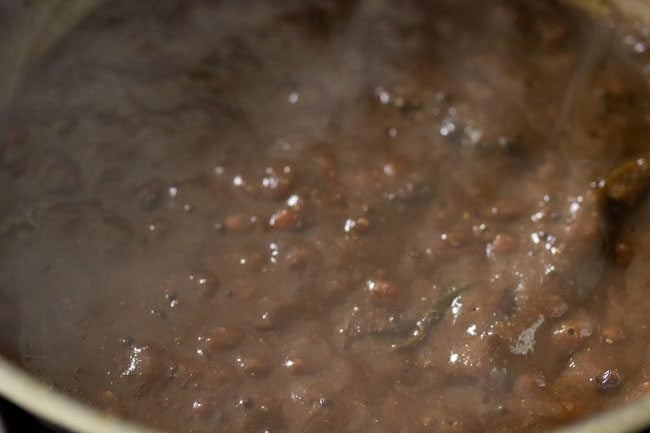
1, 1, 650, 432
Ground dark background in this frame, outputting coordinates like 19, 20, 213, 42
1, 397, 66, 433
1, 396, 649, 433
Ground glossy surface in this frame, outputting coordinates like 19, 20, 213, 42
1, 1, 650, 432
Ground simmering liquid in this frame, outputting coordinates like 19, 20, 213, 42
1, 1, 650, 432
